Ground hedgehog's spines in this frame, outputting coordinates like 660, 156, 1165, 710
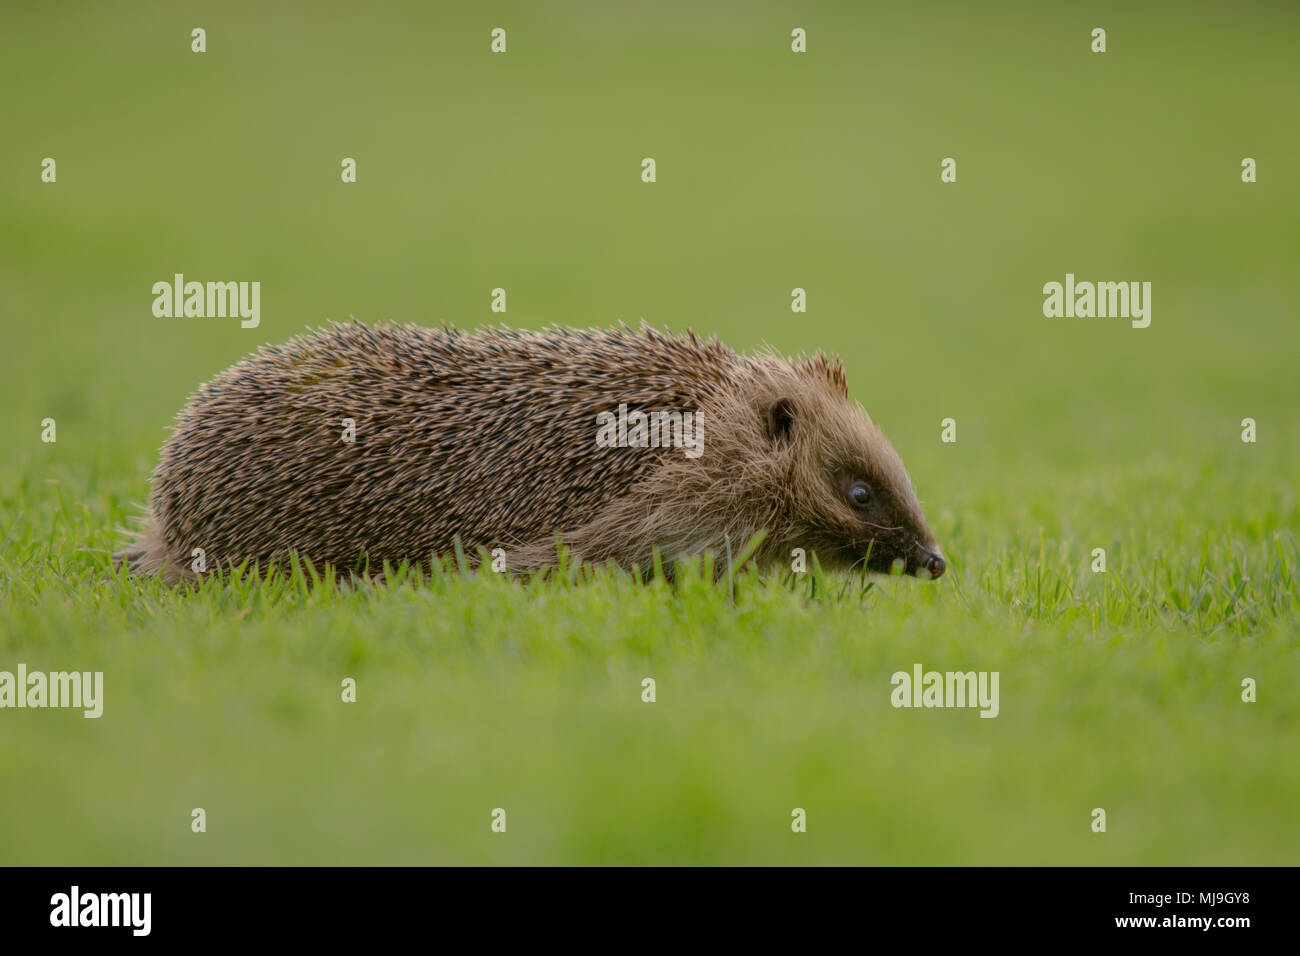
125, 320, 937, 584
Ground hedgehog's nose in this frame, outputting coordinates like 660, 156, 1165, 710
923, 551, 946, 579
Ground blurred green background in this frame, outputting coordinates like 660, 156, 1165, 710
1, 1, 1297, 864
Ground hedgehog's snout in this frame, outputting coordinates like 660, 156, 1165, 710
901, 543, 945, 579
921, 549, 946, 579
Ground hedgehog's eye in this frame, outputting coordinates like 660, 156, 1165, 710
849, 482, 872, 509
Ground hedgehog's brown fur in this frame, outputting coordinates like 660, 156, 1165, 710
118, 320, 944, 583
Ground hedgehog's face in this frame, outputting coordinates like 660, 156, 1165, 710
767, 394, 945, 579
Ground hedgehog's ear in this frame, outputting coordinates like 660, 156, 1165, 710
764, 397, 795, 443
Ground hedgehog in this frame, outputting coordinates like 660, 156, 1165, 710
116, 320, 946, 584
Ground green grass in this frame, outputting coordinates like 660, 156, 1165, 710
2, 0, 1298, 864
